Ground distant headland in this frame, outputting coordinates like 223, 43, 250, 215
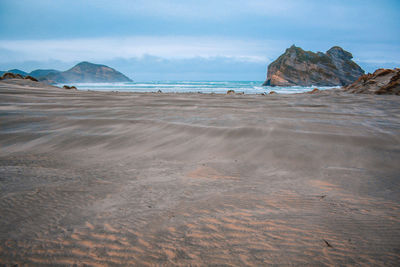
0, 62, 132, 84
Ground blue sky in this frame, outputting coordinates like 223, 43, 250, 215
0, 0, 399, 81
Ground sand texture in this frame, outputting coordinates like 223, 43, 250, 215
1, 80, 400, 266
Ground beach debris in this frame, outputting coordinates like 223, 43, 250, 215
157, 89, 162, 93
323, 239, 333, 248
227, 89, 235, 94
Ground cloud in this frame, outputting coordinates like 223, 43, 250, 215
0, 36, 283, 62
105, 55, 268, 81
1, 0, 399, 41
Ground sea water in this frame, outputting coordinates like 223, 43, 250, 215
57, 81, 337, 94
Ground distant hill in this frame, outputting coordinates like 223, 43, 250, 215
0, 69, 29, 76
41, 62, 132, 83
29, 69, 60, 78
263, 45, 364, 87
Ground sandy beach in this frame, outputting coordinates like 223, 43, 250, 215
1, 79, 400, 266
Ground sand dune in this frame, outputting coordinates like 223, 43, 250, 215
1, 79, 400, 266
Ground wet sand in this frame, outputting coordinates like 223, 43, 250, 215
1, 79, 400, 266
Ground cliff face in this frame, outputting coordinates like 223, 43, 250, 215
41, 62, 132, 83
263, 45, 364, 87
343, 68, 400, 95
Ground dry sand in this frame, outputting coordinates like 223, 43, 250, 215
0, 79, 400, 266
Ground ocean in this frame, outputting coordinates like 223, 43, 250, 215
57, 81, 337, 94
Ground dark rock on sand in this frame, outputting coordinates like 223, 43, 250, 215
227, 89, 235, 94
344, 68, 400, 95
63, 85, 77, 90
263, 45, 364, 87
307, 88, 320, 94
41, 61, 132, 83
24, 75, 38, 82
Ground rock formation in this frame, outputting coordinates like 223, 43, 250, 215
263, 45, 364, 87
41, 62, 132, 83
343, 68, 400, 95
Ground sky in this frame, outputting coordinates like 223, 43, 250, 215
0, 0, 399, 81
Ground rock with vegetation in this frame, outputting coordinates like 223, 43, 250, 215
1, 72, 22, 80
41, 61, 132, 83
263, 45, 364, 87
343, 68, 400, 95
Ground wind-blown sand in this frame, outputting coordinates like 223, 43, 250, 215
1, 79, 400, 266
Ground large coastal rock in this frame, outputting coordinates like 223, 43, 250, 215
263, 45, 364, 87
41, 62, 132, 83
343, 68, 400, 95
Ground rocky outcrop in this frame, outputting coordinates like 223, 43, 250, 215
343, 68, 400, 95
263, 45, 364, 87
41, 62, 132, 83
